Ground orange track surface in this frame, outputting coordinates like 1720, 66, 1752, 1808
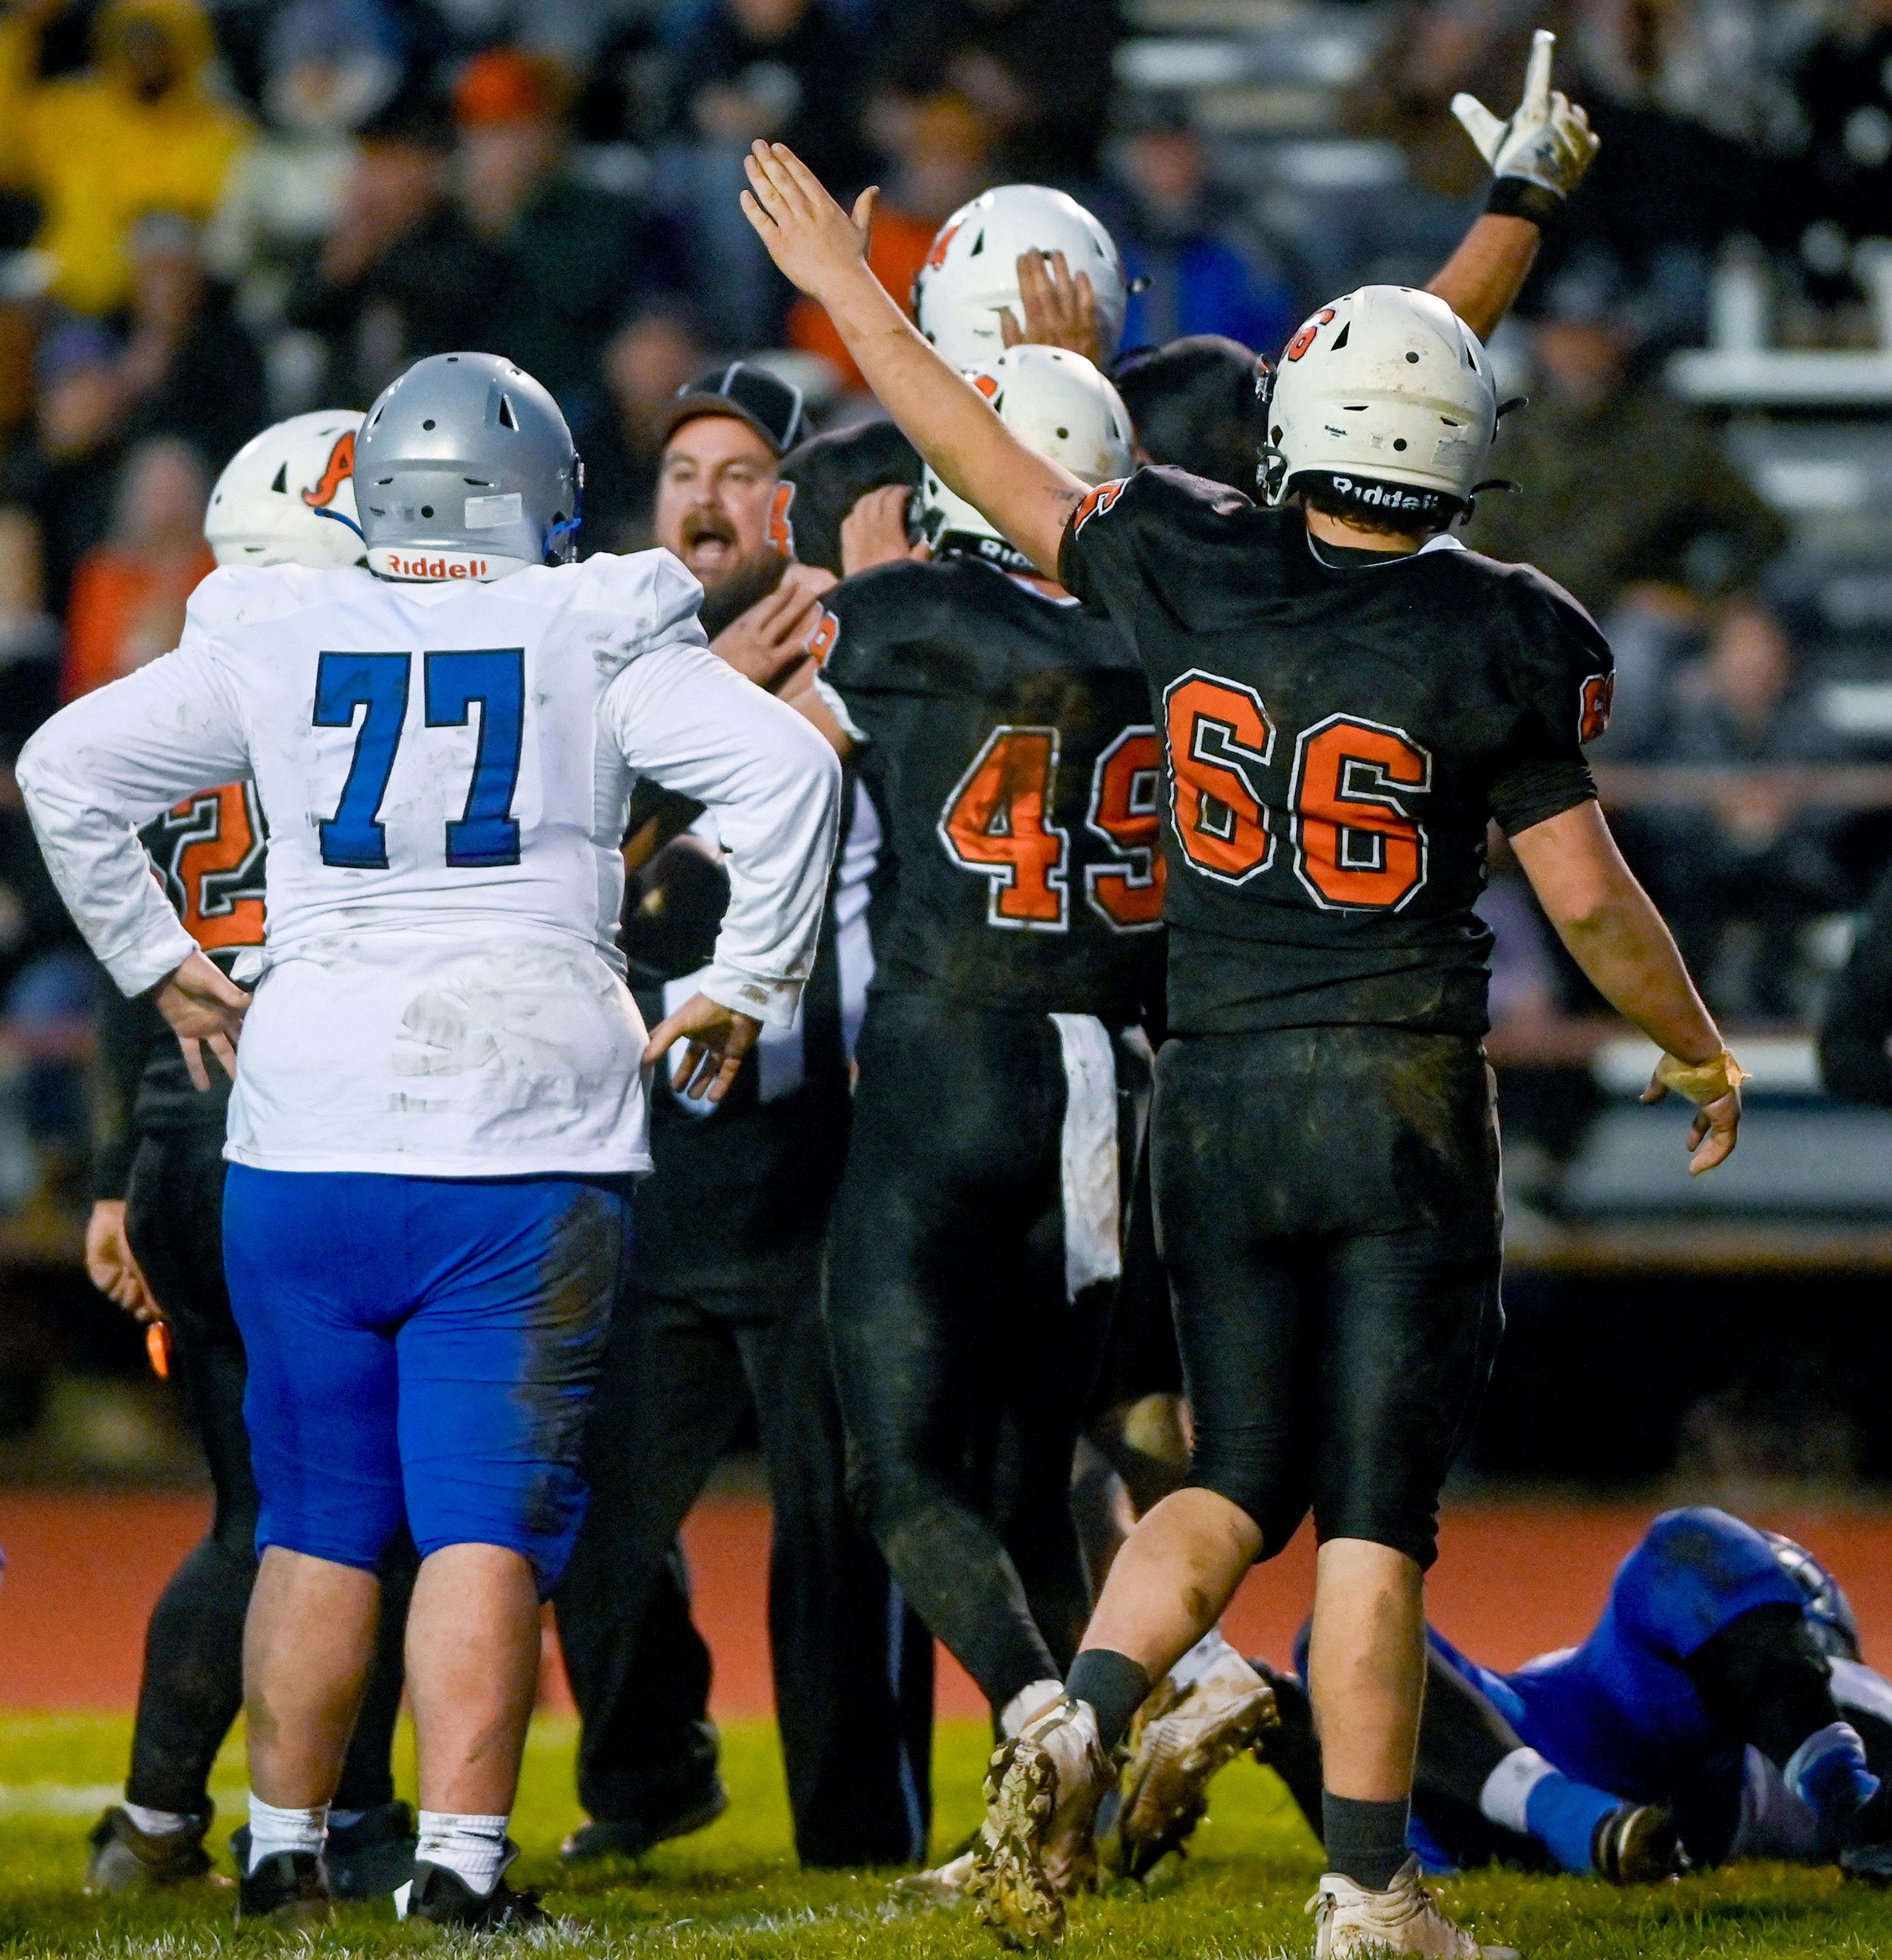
0, 1493, 1887, 1716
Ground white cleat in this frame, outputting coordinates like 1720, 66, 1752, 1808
1112, 1646, 1278, 1876
896, 1847, 977, 1904
1306, 1857, 1519, 1960
970, 1696, 1115, 1946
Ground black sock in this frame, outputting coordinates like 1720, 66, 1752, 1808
1064, 1650, 1150, 1754
1322, 1792, 1410, 1890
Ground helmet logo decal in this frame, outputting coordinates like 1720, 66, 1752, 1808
1579, 671, 1615, 746
1284, 309, 1336, 362
1072, 478, 1127, 534
973, 374, 1001, 401
926, 220, 964, 271
767, 481, 797, 557
303, 430, 356, 511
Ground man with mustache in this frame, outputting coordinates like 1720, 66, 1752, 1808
552, 358, 931, 1873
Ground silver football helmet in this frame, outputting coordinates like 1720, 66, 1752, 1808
355, 352, 581, 582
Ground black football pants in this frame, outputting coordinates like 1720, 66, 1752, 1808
121, 1128, 414, 1818
1152, 1025, 1505, 1570
825, 995, 1122, 1719
554, 1248, 934, 1868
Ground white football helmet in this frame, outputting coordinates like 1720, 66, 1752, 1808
915, 185, 1127, 371
1261, 286, 1498, 523
203, 410, 365, 569
920, 345, 1133, 573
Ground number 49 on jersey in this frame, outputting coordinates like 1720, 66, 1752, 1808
937, 723, 1166, 933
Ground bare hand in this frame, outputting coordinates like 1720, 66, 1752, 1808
642, 991, 763, 1103
840, 484, 929, 577
1000, 249, 1103, 365
712, 561, 836, 686
1641, 1065, 1742, 1176
741, 141, 878, 304
84, 1200, 162, 1323
155, 950, 250, 1093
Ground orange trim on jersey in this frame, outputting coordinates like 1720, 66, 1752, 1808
1071, 479, 1127, 534
767, 480, 797, 558
1579, 671, 1615, 746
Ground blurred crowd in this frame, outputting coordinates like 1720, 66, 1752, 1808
0, 0, 1888, 1253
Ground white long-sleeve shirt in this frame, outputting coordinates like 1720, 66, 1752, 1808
18, 550, 841, 1177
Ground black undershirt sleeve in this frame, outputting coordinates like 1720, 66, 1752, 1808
1819, 863, 1892, 1107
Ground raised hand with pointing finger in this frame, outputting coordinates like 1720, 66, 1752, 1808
1453, 29, 1600, 211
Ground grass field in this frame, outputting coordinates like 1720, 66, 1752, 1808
0, 1717, 1888, 1958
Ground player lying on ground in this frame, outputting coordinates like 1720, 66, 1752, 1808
1252, 1508, 1887, 1884
19, 350, 841, 1933
80, 413, 420, 1902
737, 94, 1742, 1960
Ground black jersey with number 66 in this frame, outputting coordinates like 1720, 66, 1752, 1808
813, 552, 1165, 1025
1058, 466, 1615, 1038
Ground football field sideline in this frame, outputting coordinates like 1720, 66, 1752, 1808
3, 1491, 1891, 1716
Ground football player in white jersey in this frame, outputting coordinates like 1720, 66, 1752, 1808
19, 351, 841, 1931
82, 411, 425, 1905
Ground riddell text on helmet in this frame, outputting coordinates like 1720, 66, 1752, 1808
380, 552, 490, 579
1329, 476, 1443, 513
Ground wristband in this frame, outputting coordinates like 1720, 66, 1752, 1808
1486, 176, 1563, 227
1653, 1046, 1747, 1107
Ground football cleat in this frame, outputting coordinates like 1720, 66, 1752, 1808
969, 1696, 1115, 1946
83, 1804, 218, 1895
895, 1846, 978, 1903
560, 1779, 729, 1863
400, 1849, 577, 1932
1306, 1857, 1517, 1959
1109, 1648, 1279, 1877
1591, 1801, 1683, 1885
236, 1848, 332, 1928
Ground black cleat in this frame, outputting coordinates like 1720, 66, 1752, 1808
402, 1850, 566, 1932
84, 1804, 219, 1894
236, 1849, 332, 1927
560, 1780, 729, 1863
326, 1802, 418, 1900
1592, 1802, 1683, 1884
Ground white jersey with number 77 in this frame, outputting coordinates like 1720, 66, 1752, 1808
18, 550, 841, 1177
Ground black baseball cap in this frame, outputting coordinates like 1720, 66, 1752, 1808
661, 362, 808, 457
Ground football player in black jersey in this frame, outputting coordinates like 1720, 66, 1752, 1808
79, 415, 417, 1901
739, 47, 1748, 1955
761, 348, 1213, 1893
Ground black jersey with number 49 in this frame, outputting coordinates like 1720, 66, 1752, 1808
1059, 467, 1614, 1037
814, 552, 1165, 1025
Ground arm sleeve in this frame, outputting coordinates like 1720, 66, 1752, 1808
16, 638, 252, 997
602, 621, 842, 1030
1487, 582, 1613, 838
1056, 465, 1257, 619
90, 984, 162, 1203
1820, 864, 1892, 1108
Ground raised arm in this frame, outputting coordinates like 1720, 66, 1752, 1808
741, 150, 1085, 577
1428, 30, 1599, 341
1509, 799, 1741, 1173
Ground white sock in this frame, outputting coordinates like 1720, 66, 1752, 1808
245, 1795, 328, 1873
415, 1811, 511, 1896
1167, 1624, 1242, 1691
1000, 1678, 1066, 1738
1478, 1746, 1556, 1835
122, 1802, 195, 1836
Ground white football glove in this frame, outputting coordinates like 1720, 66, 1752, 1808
1452, 29, 1600, 202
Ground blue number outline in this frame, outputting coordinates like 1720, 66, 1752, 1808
423, 649, 525, 867
314, 652, 409, 868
